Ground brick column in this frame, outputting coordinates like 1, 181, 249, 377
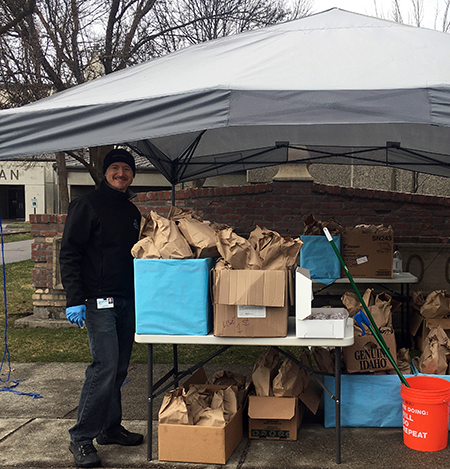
18, 214, 70, 327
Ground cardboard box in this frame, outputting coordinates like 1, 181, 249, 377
158, 407, 243, 464
295, 268, 349, 338
213, 269, 289, 337
248, 395, 302, 440
343, 328, 397, 373
409, 310, 450, 351
300, 235, 341, 283
134, 258, 215, 335
341, 228, 393, 278
158, 367, 244, 464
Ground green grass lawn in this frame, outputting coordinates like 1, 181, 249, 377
2, 233, 33, 243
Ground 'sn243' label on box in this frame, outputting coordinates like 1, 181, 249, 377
251, 429, 290, 439
237, 305, 266, 318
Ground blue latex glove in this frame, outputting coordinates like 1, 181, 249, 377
354, 309, 371, 336
66, 305, 86, 328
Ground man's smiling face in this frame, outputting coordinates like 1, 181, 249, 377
104, 162, 134, 192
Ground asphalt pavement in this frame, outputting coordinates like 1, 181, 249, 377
2, 362, 450, 469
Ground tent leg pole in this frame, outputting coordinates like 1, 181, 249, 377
171, 184, 175, 206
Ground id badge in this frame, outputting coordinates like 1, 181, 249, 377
97, 297, 114, 309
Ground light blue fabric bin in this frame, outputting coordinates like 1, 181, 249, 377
300, 235, 340, 285
323, 372, 450, 428
134, 258, 215, 335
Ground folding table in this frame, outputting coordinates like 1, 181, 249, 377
135, 317, 354, 464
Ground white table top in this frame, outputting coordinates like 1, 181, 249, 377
135, 317, 354, 347
314, 272, 418, 285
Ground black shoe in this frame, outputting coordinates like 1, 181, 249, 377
96, 426, 143, 446
69, 442, 101, 468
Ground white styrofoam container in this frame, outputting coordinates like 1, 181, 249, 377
295, 268, 348, 338
296, 308, 349, 339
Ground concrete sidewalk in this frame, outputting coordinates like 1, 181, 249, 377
1, 362, 450, 469
1, 239, 32, 264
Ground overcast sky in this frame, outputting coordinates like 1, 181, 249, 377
311, 0, 448, 29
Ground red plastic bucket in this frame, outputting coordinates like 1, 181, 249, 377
401, 376, 450, 452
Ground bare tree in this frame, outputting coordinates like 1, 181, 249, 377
441, 0, 450, 32
0, 0, 36, 36
55, 152, 69, 213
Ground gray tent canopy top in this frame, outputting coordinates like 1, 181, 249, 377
1, 8, 450, 185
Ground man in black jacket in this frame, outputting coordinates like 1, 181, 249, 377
60, 148, 142, 468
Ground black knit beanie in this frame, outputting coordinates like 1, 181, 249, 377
103, 149, 136, 176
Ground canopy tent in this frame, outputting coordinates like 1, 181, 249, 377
2, 8, 450, 189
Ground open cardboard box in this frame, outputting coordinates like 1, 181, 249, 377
248, 395, 302, 440
213, 269, 289, 337
247, 362, 322, 441
158, 368, 244, 465
409, 309, 450, 351
295, 267, 349, 338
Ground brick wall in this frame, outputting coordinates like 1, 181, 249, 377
134, 180, 450, 242
29, 180, 450, 323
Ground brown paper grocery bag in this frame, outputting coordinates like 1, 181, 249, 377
212, 370, 246, 388
420, 290, 450, 319
248, 226, 302, 270
132, 210, 193, 259
417, 326, 450, 374
131, 236, 161, 259
177, 217, 220, 259
216, 227, 261, 270
397, 348, 412, 375
159, 387, 191, 425
252, 348, 281, 396
411, 290, 425, 313
138, 213, 154, 240
272, 352, 308, 398
311, 347, 335, 374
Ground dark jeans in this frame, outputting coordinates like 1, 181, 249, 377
69, 297, 135, 444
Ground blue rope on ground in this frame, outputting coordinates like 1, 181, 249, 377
0, 215, 12, 383
0, 379, 43, 399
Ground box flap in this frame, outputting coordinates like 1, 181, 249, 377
295, 267, 313, 320
425, 318, 450, 329
182, 367, 208, 390
248, 396, 296, 419
299, 380, 322, 415
409, 310, 424, 336
214, 270, 286, 307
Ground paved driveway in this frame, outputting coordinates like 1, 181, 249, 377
1, 239, 32, 263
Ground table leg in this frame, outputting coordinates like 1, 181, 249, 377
173, 344, 179, 388
406, 283, 410, 348
335, 346, 341, 464
147, 344, 153, 461
401, 283, 406, 347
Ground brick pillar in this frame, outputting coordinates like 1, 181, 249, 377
17, 214, 71, 328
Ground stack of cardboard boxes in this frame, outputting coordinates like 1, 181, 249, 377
133, 214, 400, 461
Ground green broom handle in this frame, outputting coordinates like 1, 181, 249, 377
323, 228, 410, 387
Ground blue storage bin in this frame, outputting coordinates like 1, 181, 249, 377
300, 235, 340, 284
323, 373, 450, 428
134, 258, 215, 335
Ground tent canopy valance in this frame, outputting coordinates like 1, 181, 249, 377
1, 8, 450, 184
